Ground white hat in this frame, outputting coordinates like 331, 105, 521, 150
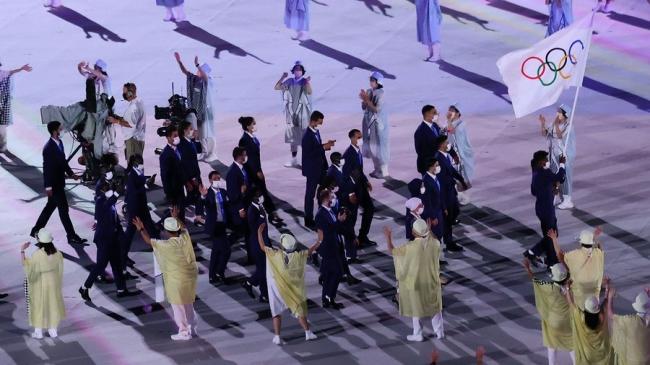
163, 217, 181, 232
200, 63, 212, 75
95, 59, 107, 70
280, 234, 297, 252
37, 229, 53, 244
450, 103, 461, 113
405, 197, 422, 211
412, 218, 429, 238
550, 263, 568, 283
370, 71, 384, 85
584, 295, 600, 314
558, 104, 572, 117
578, 230, 594, 246
632, 292, 649, 313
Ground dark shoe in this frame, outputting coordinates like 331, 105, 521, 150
347, 258, 362, 265
79, 287, 91, 301
359, 237, 377, 247
305, 220, 317, 231
259, 295, 269, 303
311, 253, 320, 268
209, 274, 225, 285
0, 293, 8, 299
126, 257, 136, 267
391, 294, 399, 305
68, 235, 88, 245
446, 243, 464, 252
117, 289, 142, 298
346, 276, 361, 286
322, 297, 331, 308
318, 275, 323, 286
241, 280, 255, 299
123, 272, 138, 280
523, 250, 541, 268
440, 259, 448, 266
331, 300, 344, 310
453, 219, 461, 226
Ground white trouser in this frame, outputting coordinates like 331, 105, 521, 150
171, 303, 196, 333
412, 313, 444, 337
547, 347, 576, 365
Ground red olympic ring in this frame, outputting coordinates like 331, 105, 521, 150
520, 39, 584, 86
521, 56, 545, 80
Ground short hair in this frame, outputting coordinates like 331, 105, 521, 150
318, 188, 331, 204
180, 121, 192, 137
330, 152, 342, 163
425, 158, 439, 170
232, 146, 246, 160
123, 82, 137, 94
208, 170, 220, 180
421, 105, 436, 116
238, 116, 255, 131
291, 63, 306, 74
47, 121, 61, 135
165, 125, 178, 138
348, 129, 361, 139
128, 153, 143, 169
310, 110, 324, 122
435, 135, 448, 146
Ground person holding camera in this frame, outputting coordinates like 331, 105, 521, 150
159, 125, 187, 223
178, 121, 205, 226
31, 121, 87, 245
107, 83, 146, 165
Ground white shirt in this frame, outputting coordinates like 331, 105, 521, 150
116, 97, 146, 141
234, 161, 245, 172
426, 171, 438, 180
333, 164, 342, 173
350, 143, 360, 153
423, 120, 434, 129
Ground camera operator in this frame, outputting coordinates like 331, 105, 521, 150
107, 83, 146, 165
159, 125, 187, 222
178, 121, 205, 226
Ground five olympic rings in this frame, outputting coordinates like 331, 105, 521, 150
520, 40, 584, 86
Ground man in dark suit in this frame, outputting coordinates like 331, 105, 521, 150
326, 152, 345, 188
421, 158, 445, 242
524, 151, 566, 268
241, 189, 271, 302
31, 121, 87, 245
201, 170, 231, 284
301, 111, 335, 229
226, 146, 253, 264
342, 129, 376, 246
159, 125, 187, 222
435, 135, 467, 252
414, 105, 442, 174
315, 189, 347, 309
178, 121, 204, 225
79, 182, 140, 301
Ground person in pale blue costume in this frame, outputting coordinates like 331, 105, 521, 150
274, 61, 313, 168
284, 0, 310, 41
538, 104, 576, 209
545, 0, 573, 37
415, 0, 443, 61
445, 104, 475, 205
360, 71, 389, 179
156, 0, 186, 22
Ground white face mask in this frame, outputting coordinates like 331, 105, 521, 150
242, 156, 248, 164
434, 166, 441, 174
134, 164, 143, 172
433, 115, 439, 123
105, 171, 113, 181
415, 206, 424, 216
172, 136, 180, 146
446, 143, 452, 152
104, 190, 114, 198
356, 139, 363, 147
258, 196, 265, 205
339, 158, 345, 166
313, 124, 319, 130
330, 196, 338, 207
420, 186, 426, 194
544, 161, 550, 169
212, 180, 226, 190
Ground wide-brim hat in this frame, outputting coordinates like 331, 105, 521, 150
579, 230, 594, 246
370, 71, 384, 85
405, 197, 422, 211
412, 218, 429, 238
280, 234, 297, 252
632, 292, 649, 313
95, 59, 107, 70
163, 217, 181, 232
584, 295, 600, 314
550, 263, 568, 283
37, 229, 53, 244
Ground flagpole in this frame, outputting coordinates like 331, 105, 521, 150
562, 10, 597, 155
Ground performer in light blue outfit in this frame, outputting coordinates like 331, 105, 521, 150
445, 104, 475, 205
156, 0, 186, 22
415, 0, 443, 61
360, 71, 389, 179
545, 0, 573, 37
284, 0, 310, 41
538, 104, 576, 209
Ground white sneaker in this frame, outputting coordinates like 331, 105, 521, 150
272, 335, 284, 345
406, 334, 424, 342
48, 329, 58, 338
305, 330, 318, 341
553, 195, 561, 206
434, 331, 445, 340
31, 329, 43, 339
203, 154, 218, 163
284, 158, 300, 168
171, 331, 192, 341
557, 196, 574, 210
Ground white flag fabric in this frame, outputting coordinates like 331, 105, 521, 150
496, 12, 595, 118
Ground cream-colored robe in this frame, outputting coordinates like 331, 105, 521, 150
151, 230, 198, 305
611, 314, 650, 365
23, 249, 65, 329
565, 247, 604, 310
265, 248, 309, 317
571, 306, 614, 365
532, 279, 573, 350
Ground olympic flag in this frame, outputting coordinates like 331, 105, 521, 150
496, 12, 595, 118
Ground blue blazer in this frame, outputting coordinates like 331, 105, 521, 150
239, 133, 262, 175
43, 138, 74, 190
301, 128, 327, 179
125, 169, 149, 218
247, 203, 270, 255
421, 172, 445, 220
326, 165, 344, 188
342, 145, 364, 177
159, 145, 185, 198
315, 207, 344, 270
531, 166, 566, 221
435, 151, 466, 206
94, 194, 122, 244
177, 137, 202, 181
414, 122, 440, 174
225, 162, 251, 224
203, 187, 229, 236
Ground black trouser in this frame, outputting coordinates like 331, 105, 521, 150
209, 222, 231, 278
321, 258, 342, 301
530, 216, 559, 266
230, 222, 252, 264
443, 199, 460, 246
248, 249, 268, 297
166, 190, 186, 222
33, 187, 76, 238
343, 208, 358, 260
84, 237, 126, 291
304, 175, 320, 223
338, 236, 353, 277
122, 208, 159, 271
186, 179, 204, 217
254, 174, 277, 214
358, 194, 374, 240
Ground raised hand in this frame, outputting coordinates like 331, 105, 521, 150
258, 222, 266, 233
281, 72, 289, 79
199, 184, 208, 197
383, 226, 392, 238
547, 228, 558, 240
174, 52, 181, 62
21, 241, 31, 251
22, 64, 33, 72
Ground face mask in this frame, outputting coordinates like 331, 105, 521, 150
434, 166, 441, 174
172, 136, 180, 146
544, 161, 550, 169
330, 196, 338, 207
242, 156, 248, 164
433, 115, 439, 122
212, 180, 226, 190
420, 186, 426, 194
185, 130, 193, 138
356, 139, 363, 147
339, 158, 345, 166
446, 143, 452, 152
258, 196, 265, 205
313, 124, 319, 130
105, 171, 113, 181
415, 206, 424, 216
104, 190, 114, 198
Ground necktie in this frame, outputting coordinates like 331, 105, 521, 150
241, 167, 248, 185
58, 140, 64, 153
315, 130, 322, 144
215, 190, 225, 222
253, 136, 260, 146
357, 150, 362, 166
435, 178, 440, 191
174, 147, 181, 160
431, 124, 439, 137
190, 141, 197, 154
